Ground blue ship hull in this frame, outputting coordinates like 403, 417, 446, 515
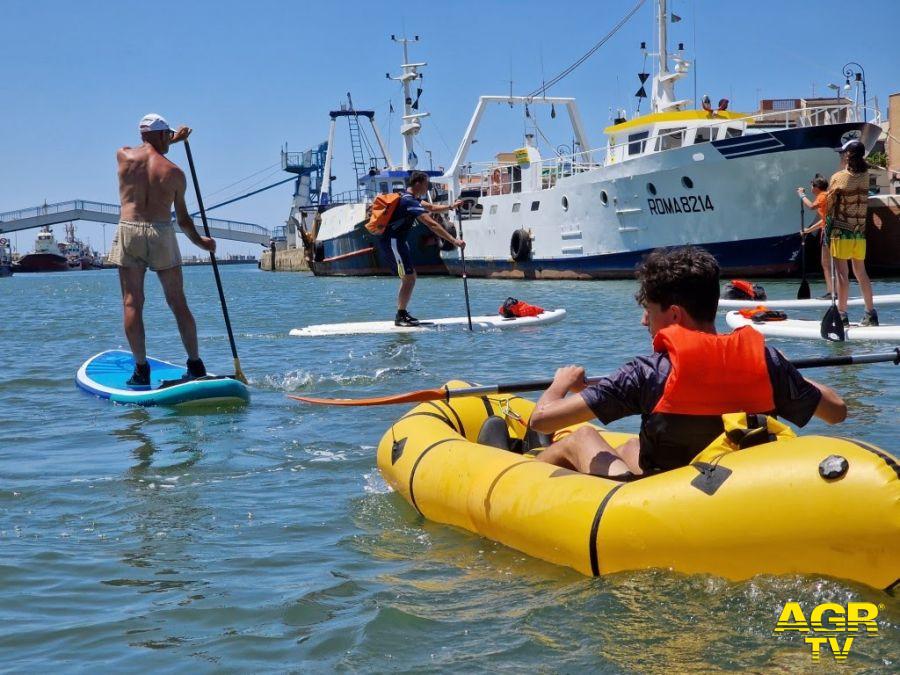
311, 221, 448, 276
444, 233, 800, 279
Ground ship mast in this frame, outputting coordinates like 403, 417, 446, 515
387, 35, 430, 171
650, 0, 690, 113
657, 0, 668, 79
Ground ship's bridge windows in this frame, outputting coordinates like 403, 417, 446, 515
489, 204, 498, 215
628, 131, 649, 156
723, 127, 743, 139
512, 202, 521, 213
655, 127, 686, 152
378, 181, 389, 193
392, 181, 405, 191
693, 127, 713, 144
531, 201, 540, 211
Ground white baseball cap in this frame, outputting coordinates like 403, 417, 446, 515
139, 113, 171, 133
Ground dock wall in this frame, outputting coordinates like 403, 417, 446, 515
260, 247, 309, 272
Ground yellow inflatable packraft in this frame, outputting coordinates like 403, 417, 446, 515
376, 382, 900, 590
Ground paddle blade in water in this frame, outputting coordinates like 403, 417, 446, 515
288, 388, 448, 407
797, 278, 811, 300
820, 305, 846, 341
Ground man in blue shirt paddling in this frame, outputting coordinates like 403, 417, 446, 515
377, 171, 465, 326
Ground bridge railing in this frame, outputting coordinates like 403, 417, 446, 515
0, 199, 270, 239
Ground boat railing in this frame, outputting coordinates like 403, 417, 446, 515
455, 103, 880, 198
459, 149, 601, 197
597, 103, 881, 165
325, 190, 367, 207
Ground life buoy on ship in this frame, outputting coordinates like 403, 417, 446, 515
510, 229, 532, 262
490, 168, 503, 195
440, 223, 458, 252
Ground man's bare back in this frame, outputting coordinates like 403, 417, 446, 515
117, 144, 184, 223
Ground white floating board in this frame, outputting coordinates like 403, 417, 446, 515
291, 308, 567, 337
719, 293, 900, 310
725, 311, 900, 341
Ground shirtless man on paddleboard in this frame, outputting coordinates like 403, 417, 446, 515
110, 113, 216, 386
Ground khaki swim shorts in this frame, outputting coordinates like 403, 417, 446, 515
108, 220, 182, 271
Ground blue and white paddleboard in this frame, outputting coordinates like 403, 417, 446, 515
76, 350, 250, 407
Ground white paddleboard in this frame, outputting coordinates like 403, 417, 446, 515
291, 308, 567, 337
725, 311, 900, 341
718, 293, 900, 310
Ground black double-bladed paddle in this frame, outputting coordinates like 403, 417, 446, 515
289, 348, 900, 406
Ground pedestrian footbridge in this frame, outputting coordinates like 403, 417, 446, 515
0, 199, 271, 245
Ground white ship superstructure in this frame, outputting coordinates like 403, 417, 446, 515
440, 0, 881, 279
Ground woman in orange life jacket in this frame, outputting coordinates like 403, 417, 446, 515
531, 247, 847, 479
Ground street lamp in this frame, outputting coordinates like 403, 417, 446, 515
842, 62, 867, 122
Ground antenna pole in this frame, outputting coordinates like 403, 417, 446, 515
658, 0, 668, 76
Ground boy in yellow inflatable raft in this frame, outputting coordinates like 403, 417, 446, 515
531, 247, 848, 478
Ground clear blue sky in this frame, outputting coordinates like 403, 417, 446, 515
1, 0, 896, 257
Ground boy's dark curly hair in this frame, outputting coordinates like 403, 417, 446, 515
635, 247, 720, 323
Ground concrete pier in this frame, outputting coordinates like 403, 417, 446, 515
260, 247, 309, 272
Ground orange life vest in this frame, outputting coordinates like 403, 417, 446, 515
498, 297, 545, 318
730, 279, 757, 298
651, 324, 775, 416
365, 193, 402, 235
737, 305, 787, 322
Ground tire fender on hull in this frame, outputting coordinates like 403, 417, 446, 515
510, 229, 532, 262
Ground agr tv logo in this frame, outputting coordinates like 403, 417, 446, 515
774, 601, 881, 661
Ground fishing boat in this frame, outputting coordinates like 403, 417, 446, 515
438, 0, 881, 279
0, 238, 13, 277
62, 223, 101, 270
14, 226, 70, 273
290, 37, 450, 277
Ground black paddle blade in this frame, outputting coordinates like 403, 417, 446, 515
797, 279, 811, 300
820, 305, 846, 342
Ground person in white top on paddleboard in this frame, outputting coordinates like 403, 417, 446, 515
110, 114, 216, 386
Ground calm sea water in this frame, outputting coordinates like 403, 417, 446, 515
1, 265, 897, 672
